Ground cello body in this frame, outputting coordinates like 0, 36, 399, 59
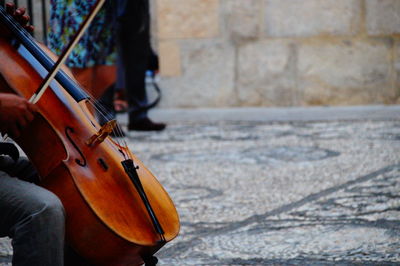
0, 8, 179, 266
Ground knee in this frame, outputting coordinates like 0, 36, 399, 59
30, 191, 65, 227
42, 194, 65, 221
43, 194, 65, 219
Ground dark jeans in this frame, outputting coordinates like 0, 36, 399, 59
0, 156, 65, 266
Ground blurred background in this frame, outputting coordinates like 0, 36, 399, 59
155, 0, 400, 109
2, 0, 400, 110
0, 1, 399, 265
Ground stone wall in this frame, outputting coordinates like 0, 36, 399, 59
155, 0, 400, 108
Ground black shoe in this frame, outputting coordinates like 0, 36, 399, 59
128, 118, 166, 131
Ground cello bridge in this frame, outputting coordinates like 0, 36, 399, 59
86, 120, 117, 146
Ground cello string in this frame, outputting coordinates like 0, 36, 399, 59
0, 8, 24, 142
1, 5, 132, 158
2, 4, 117, 135
93, 100, 126, 143
42, 1, 129, 151
86, 96, 131, 158
0, 7, 33, 42
29, 0, 106, 104
91, 98, 127, 152
89, 98, 123, 139
1, 5, 89, 102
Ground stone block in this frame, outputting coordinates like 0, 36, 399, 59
264, 0, 361, 37
237, 40, 298, 106
157, 0, 219, 39
222, 0, 262, 41
158, 40, 236, 108
297, 39, 394, 105
366, 0, 400, 35
159, 40, 182, 77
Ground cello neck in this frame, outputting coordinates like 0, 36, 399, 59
0, 5, 89, 102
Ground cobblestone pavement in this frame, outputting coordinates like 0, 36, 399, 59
1, 107, 400, 265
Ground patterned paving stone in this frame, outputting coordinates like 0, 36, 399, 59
134, 120, 400, 265
0, 114, 399, 265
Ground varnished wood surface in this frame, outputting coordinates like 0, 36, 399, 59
0, 38, 179, 265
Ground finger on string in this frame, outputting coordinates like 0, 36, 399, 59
26, 25, 34, 34
19, 15, 30, 26
15, 13, 29, 26
5, 3, 15, 15
14, 7, 26, 17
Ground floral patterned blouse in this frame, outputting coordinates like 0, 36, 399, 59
47, 0, 117, 68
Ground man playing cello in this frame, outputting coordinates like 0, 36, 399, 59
0, 4, 65, 265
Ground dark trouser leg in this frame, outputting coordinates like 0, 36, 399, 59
116, 0, 150, 125
0, 157, 65, 266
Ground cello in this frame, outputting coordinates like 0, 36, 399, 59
0, 1, 179, 265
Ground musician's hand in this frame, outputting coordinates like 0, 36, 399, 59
0, 93, 38, 138
0, 3, 34, 38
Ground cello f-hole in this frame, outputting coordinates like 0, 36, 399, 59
65, 126, 87, 167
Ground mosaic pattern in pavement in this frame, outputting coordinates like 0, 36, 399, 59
0, 120, 399, 265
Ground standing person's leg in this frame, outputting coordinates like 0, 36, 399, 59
116, 0, 149, 122
0, 157, 65, 266
116, 0, 165, 131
